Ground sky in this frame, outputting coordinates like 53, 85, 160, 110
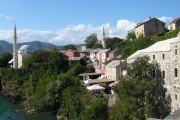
0, 0, 179, 45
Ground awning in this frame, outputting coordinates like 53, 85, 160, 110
87, 84, 105, 91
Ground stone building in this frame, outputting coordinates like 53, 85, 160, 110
105, 60, 126, 81
168, 17, 180, 31
108, 49, 121, 61
130, 17, 165, 38
127, 36, 180, 113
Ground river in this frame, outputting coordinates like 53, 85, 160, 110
0, 98, 57, 120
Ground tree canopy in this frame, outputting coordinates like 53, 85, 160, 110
63, 44, 77, 50
0, 52, 12, 68
85, 34, 98, 48
110, 56, 170, 120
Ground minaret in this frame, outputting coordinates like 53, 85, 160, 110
13, 23, 18, 68
102, 26, 106, 49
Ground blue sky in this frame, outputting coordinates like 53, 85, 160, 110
0, 0, 179, 45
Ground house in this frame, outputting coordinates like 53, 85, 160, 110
97, 49, 110, 66
168, 17, 180, 31
64, 49, 80, 58
127, 36, 180, 113
105, 60, 126, 81
79, 49, 93, 58
108, 49, 121, 61
89, 48, 102, 62
129, 17, 165, 38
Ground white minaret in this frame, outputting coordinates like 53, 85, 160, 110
102, 26, 106, 49
13, 23, 18, 68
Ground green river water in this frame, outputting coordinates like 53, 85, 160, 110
0, 98, 57, 120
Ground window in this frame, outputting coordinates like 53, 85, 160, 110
162, 54, 165, 60
175, 49, 177, 55
152, 69, 156, 77
175, 94, 178, 100
162, 71, 165, 79
153, 55, 155, 60
175, 68, 178, 77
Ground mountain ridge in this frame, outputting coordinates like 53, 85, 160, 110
0, 40, 63, 55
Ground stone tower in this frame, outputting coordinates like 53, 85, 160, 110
102, 26, 107, 49
13, 23, 18, 68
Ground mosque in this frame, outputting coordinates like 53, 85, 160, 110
9, 24, 33, 68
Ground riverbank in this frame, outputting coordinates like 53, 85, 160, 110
0, 98, 57, 120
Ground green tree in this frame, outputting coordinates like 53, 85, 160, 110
63, 44, 77, 50
127, 32, 136, 41
0, 52, 12, 68
106, 37, 123, 49
93, 43, 103, 49
27, 75, 34, 97
110, 56, 169, 120
85, 34, 98, 48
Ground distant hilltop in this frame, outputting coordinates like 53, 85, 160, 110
0, 40, 63, 55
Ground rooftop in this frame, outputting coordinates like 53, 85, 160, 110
90, 48, 102, 53
98, 49, 110, 54
170, 17, 180, 24
164, 108, 180, 120
109, 48, 120, 54
19, 45, 33, 51
79, 73, 102, 76
106, 60, 121, 68
85, 78, 115, 84
135, 17, 165, 28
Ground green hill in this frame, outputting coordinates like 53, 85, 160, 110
0, 40, 60, 55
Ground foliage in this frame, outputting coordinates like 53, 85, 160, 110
0, 52, 12, 68
110, 56, 170, 120
122, 36, 155, 58
93, 43, 103, 49
106, 37, 123, 50
63, 44, 77, 50
85, 34, 98, 48
127, 32, 136, 41
23, 49, 68, 74
127, 56, 155, 80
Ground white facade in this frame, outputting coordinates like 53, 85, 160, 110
127, 36, 180, 113
97, 49, 110, 64
18, 45, 33, 68
10, 45, 33, 68
168, 23, 176, 31
90, 49, 101, 62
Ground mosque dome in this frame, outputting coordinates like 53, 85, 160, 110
19, 45, 33, 51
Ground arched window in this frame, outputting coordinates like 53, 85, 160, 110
175, 68, 178, 77
162, 54, 165, 60
162, 71, 165, 79
153, 55, 155, 60
175, 49, 177, 55
175, 94, 178, 100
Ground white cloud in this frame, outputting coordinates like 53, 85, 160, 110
0, 16, 173, 45
158, 16, 173, 26
6, 16, 14, 20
